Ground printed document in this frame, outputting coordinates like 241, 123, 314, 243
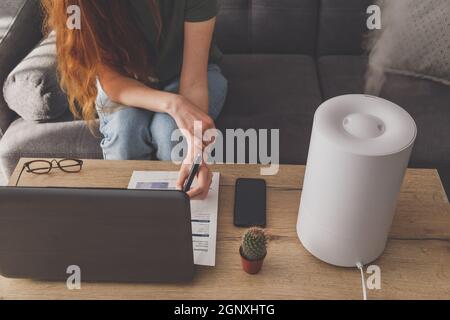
128, 171, 220, 266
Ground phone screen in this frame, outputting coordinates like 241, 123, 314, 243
234, 178, 266, 227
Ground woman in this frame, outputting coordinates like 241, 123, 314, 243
42, 0, 228, 198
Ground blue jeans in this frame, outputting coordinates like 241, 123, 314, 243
95, 64, 228, 161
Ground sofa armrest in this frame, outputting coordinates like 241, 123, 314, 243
0, 0, 43, 138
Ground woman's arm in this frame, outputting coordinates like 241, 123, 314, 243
175, 17, 217, 198
98, 63, 214, 148
98, 64, 176, 114
97, 17, 216, 136
179, 18, 216, 114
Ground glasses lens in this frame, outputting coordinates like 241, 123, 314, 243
59, 159, 82, 173
27, 161, 51, 174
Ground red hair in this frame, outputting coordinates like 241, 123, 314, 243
42, 0, 161, 123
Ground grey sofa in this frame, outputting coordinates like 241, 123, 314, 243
1, 0, 449, 194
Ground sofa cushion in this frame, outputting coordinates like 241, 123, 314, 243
318, 55, 367, 99
367, 0, 450, 90
4, 33, 69, 122
218, 54, 322, 164
0, 111, 102, 178
0, 0, 43, 136
216, 0, 319, 55
318, 0, 373, 56
318, 55, 450, 168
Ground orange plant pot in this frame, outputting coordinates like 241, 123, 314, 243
240, 246, 266, 274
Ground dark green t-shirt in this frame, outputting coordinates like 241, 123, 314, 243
129, 0, 222, 85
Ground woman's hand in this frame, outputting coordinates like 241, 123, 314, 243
168, 95, 215, 149
176, 155, 213, 199
168, 95, 215, 199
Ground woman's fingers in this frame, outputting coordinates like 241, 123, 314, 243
186, 165, 211, 199
177, 161, 212, 199
183, 111, 216, 145
174, 102, 216, 150
193, 170, 212, 199
176, 165, 190, 190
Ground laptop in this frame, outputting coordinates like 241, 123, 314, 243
0, 187, 194, 283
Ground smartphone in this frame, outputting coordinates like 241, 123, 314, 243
234, 178, 266, 227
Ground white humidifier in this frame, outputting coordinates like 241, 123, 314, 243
297, 94, 417, 267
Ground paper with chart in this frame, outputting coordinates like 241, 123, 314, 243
128, 171, 220, 266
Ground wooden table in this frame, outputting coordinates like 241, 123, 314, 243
1, 158, 450, 300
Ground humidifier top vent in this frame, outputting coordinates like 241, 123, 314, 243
314, 95, 417, 156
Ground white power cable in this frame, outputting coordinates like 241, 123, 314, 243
356, 262, 368, 300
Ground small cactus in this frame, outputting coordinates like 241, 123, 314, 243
241, 227, 269, 261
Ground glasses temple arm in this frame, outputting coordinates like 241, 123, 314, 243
15, 165, 27, 187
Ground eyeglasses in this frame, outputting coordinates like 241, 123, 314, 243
15, 159, 84, 187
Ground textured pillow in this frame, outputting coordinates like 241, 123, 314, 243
3, 32, 68, 122
366, 0, 450, 93
0, 0, 43, 136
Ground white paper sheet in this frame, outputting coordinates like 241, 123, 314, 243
127, 171, 220, 266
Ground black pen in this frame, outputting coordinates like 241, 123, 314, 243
183, 154, 202, 193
